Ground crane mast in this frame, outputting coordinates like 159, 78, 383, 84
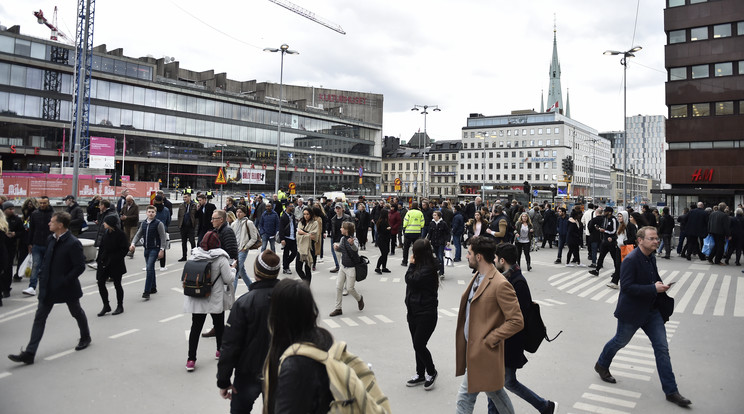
268, 0, 346, 35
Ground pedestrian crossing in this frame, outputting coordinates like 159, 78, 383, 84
569, 320, 681, 414
548, 269, 744, 317
321, 314, 394, 329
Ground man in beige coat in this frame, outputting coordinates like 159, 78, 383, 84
455, 236, 524, 414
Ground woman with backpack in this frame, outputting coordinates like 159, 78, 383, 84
295, 207, 319, 284
95, 215, 129, 316
404, 238, 440, 391
184, 230, 234, 372
231, 206, 258, 289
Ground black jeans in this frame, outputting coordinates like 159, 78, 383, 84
188, 312, 224, 361
295, 258, 312, 284
282, 239, 297, 270
515, 241, 531, 268
230, 375, 263, 414
402, 233, 419, 264
597, 240, 620, 276
27, 299, 90, 354
97, 269, 123, 306
712, 234, 726, 264
2, 245, 14, 294
180, 225, 195, 259
567, 242, 580, 265
377, 238, 390, 270
390, 235, 397, 255
407, 312, 437, 377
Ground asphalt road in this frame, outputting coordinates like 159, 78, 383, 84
1, 239, 742, 413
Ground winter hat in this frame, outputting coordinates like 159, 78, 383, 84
254, 249, 281, 279
103, 215, 119, 228
2, 201, 14, 211
199, 230, 221, 251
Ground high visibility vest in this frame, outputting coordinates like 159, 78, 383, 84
403, 209, 425, 234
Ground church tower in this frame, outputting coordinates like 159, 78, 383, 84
545, 22, 564, 114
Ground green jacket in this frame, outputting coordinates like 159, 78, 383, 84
403, 208, 425, 234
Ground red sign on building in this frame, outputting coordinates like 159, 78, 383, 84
691, 168, 714, 183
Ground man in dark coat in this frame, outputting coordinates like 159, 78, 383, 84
595, 226, 691, 408
541, 206, 557, 248
658, 207, 675, 259
8, 212, 91, 365
421, 200, 433, 239
642, 205, 657, 228
178, 193, 197, 261
2, 202, 24, 298
195, 193, 216, 245
279, 204, 297, 274
676, 207, 689, 257
251, 195, 266, 227
452, 204, 465, 262
707, 202, 730, 264
63, 195, 86, 236
685, 202, 709, 261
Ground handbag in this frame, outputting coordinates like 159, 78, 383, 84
246, 220, 262, 250
620, 244, 634, 261
701, 234, 714, 257
657, 292, 674, 323
355, 255, 369, 282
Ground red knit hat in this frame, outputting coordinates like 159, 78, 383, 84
200, 230, 221, 251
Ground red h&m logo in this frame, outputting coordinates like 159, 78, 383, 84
691, 168, 714, 182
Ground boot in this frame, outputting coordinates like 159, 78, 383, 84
112, 304, 124, 315
97, 303, 112, 317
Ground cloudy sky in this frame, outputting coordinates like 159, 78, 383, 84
2, 0, 667, 141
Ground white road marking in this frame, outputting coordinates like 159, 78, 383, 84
658, 269, 668, 277
578, 280, 609, 298
588, 383, 642, 398
458, 280, 465, 285
438, 308, 457, 317
184, 330, 190, 340
393, 278, 400, 283
675, 273, 705, 313
610, 362, 655, 373
567, 278, 599, 294
713, 275, 731, 316
617, 349, 655, 359
666, 320, 680, 326
613, 355, 656, 366
572, 401, 630, 414
374, 315, 393, 323
664, 270, 680, 283
0, 372, 11, 380
340, 317, 358, 327
171, 287, 182, 293
689, 264, 710, 270
693, 274, 718, 315
611, 370, 651, 381
0, 302, 40, 319
380, 277, 389, 282
625, 344, 653, 352
735, 277, 744, 317
451, 307, 460, 313
0, 310, 36, 324
121, 277, 146, 287
547, 271, 570, 282
322, 319, 340, 328
533, 300, 553, 307
545, 299, 566, 305
44, 349, 75, 361
550, 273, 577, 286
159, 314, 184, 323
358, 316, 376, 325
556, 273, 590, 290
591, 288, 615, 302
581, 392, 637, 408
109, 329, 139, 339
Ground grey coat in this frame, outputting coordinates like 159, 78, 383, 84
183, 248, 235, 314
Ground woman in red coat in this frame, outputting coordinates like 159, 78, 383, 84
388, 204, 402, 256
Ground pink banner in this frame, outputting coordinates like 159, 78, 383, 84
0, 174, 158, 199
89, 137, 116, 156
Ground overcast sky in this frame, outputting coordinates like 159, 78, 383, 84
2, 0, 667, 141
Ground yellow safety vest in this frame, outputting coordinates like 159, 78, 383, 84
403, 209, 425, 234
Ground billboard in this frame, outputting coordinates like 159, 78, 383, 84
241, 169, 266, 184
89, 137, 116, 169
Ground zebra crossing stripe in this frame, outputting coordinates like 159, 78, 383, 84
676, 273, 706, 313
438, 308, 457, 317
340, 317, 358, 327
572, 401, 631, 414
557, 274, 590, 291
693, 274, 718, 315
714, 275, 731, 316
458, 280, 465, 285
614, 355, 657, 366
588, 383, 642, 398
323, 319, 340, 329
568, 278, 597, 294
533, 300, 554, 307
374, 315, 393, 323
617, 349, 655, 359
658, 269, 668, 276
665, 270, 680, 283
547, 271, 570, 282
591, 288, 615, 302
545, 299, 566, 305
605, 292, 620, 304
551, 273, 578, 286
625, 344, 653, 352
581, 392, 637, 408
358, 316, 376, 325
610, 362, 655, 374
735, 277, 744, 317
578, 279, 608, 298
611, 370, 651, 381
393, 278, 400, 283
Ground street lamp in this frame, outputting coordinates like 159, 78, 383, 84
475, 131, 492, 202
588, 138, 597, 202
264, 44, 299, 196
164, 145, 175, 190
311, 145, 321, 198
411, 104, 440, 201
215, 143, 226, 207
604, 45, 641, 207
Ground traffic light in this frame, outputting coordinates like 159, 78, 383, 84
109, 173, 122, 187
568, 157, 574, 176
562, 158, 570, 175
523, 181, 531, 194
551, 186, 557, 197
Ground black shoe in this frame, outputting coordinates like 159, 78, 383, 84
588, 263, 596, 268
330, 268, 339, 273
666, 392, 691, 407
406, 374, 426, 387
8, 350, 35, 365
75, 337, 91, 351
554, 259, 561, 264
97, 304, 112, 317
283, 269, 292, 275
178, 257, 188, 262
150, 288, 157, 294
2, 290, 10, 298
381, 268, 391, 273
112, 305, 124, 315
375, 268, 382, 274
528, 266, 532, 271
142, 292, 150, 300
201, 328, 216, 338
401, 261, 408, 266
589, 269, 599, 276
540, 401, 557, 414
663, 256, 670, 259
594, 362, 616, 383
13, 275, 22, 282
424, 371, 438, 391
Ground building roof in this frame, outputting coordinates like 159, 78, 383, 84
406, 132, 430, 148
429, 140, 462, 152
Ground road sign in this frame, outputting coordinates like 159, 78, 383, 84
394, 177, 402, 191
289, 182, 296, 195
533, 190, 538, 196
215, 168, 227, 185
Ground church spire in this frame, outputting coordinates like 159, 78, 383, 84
540, 90, 544, 112
565, 88, 571, 118
546, 18, 564, 114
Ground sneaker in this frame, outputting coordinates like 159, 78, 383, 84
588, 263, 596, 268
142, 267, 147, 271
588, 270, 599, 276
578, 263, 587, 267
381, 268, 391, 273
283, 269, 292, 275
215, 351, 221, 360
343, 289, 348, 296
22, 287, 36, 296
150, 288, 158, 294
330, 268, 339, 273
160, 267, 168, 271
317, 257, 325, 263
554, 259, 561, 264
329, 309, 343, 317
178, 257, 188, 262
606, 283, 619, 289
406, 374, 426, 387
13, 275, 23, 282
401, 261, 408, 266
566, 263, 575, 267
375, 268, 382, 274
186, 360, 195, 372
424, 371, 438, 390
142, 292, 150, 300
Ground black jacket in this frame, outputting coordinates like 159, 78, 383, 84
95, 207, 120, 247
86, 199, 100, 222
422, 207, 433, 229
195, 202, 216, 237
452, 211, 465, 237
38, 231, 86, 304
441, 207, 454, 227
404, 263, 439, 316
427, 220, 451, 247
643, 210, 657, 228
677, 213, 688, 232
217, 278, 279, 388
503, 266, 531, 370
216, 224, 238, 260
708, 210, 730, 236
278, 211, 296, 242
659, 213, 675, 236
275, 355, 333, 413
338, 236, 359, 268
686, 207, 708, 238
5, 213, 25, 251
624, 223, 638, 246
96, 228, 129, 278
28, 207, 54, 247
331, 213, 351, 243
542, 209, 557, 237
67, 202, 85, 235
588, 215, 604, 243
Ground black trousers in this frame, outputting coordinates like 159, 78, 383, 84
712, 234, 726, 264
2, 245, 14, 294
377, 238, 390, 270
660, 234, 672, 257
97, 269, 123, 306
27, 299, 90, 354
230, 375, 263, 414
180, 225, 195, 259
407, 312, 437, 377
402, 233, 419, 265
515, 241, 531, 268
188, 312, 224, 361
596, 240, 620, 276
686, 236, 705, 260
567, 242, 581, 265
282, 239, 297, 270
390, 235, 397, 255
295, 258, 312, 284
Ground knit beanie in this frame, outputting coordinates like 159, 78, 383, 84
103, 215, 119, 228
200, 230, 221, 251
254, 249, 281, 279
2, 201, 14, 211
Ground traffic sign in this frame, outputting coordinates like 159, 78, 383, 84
533, 190, 538, 196
289, 182, 296, 195
394, 177, 402, 191
215, 168, 227, 185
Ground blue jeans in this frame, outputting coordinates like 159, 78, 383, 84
456, 371, 515, 414
434, 244, 445, 275
331, 242, 339, 268
144, 248, 159, 294
590, 241, 598, 264
556, 234, 567, 260
597, 310, 678, 395
488, 367, 548, 413
677, 231, 687, 255
453, 234, 463, 261
234, 249, 251, 290
260, 235, 275, 252
28, 245, 47, 289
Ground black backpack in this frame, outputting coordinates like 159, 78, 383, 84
181, 260, 214, 298
523, 301, 562, 353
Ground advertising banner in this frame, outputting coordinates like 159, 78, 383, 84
225, 167, 242, 184
240, 169, 266, 185
89, 137, 116, 169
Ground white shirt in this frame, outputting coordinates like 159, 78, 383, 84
464, 273, 485, 342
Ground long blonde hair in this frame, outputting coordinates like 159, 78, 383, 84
0, 212, 8, 233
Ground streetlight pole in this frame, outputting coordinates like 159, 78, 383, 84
411, 104, 440, 202
311, 145, 321, 198
604, 45, 641, 207
264, 44, 298, 196
164, 145, 175, 190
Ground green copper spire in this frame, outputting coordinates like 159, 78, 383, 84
546, 21, 563, 114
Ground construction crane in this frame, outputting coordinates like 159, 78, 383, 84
268, 0, 346, 35
33, 7, 72, 44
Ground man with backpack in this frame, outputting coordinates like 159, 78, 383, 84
490, 243, 557, 414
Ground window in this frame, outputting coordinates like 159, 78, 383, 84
538, 128, 543, 135
739, 61, 744, 75
515, 129, 519, 136
507, 130, 511, 136
670, 67, 686, 81
554, 127, 559, 134
690, 27, 708, 41
692, 103, 710, 117
691, 64, 709, 79
670, 105, 687, 118
715, 62, 733, 77
669, 30, 685, 44
713, 24, 731, 38
715, 101, 734, 115
499, 130, 504, 137
546, 128, 551, 135
530, 129, 535, 135
668, 0, 684, 6
739, 22, 744, 36
522, 129, 527, 136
